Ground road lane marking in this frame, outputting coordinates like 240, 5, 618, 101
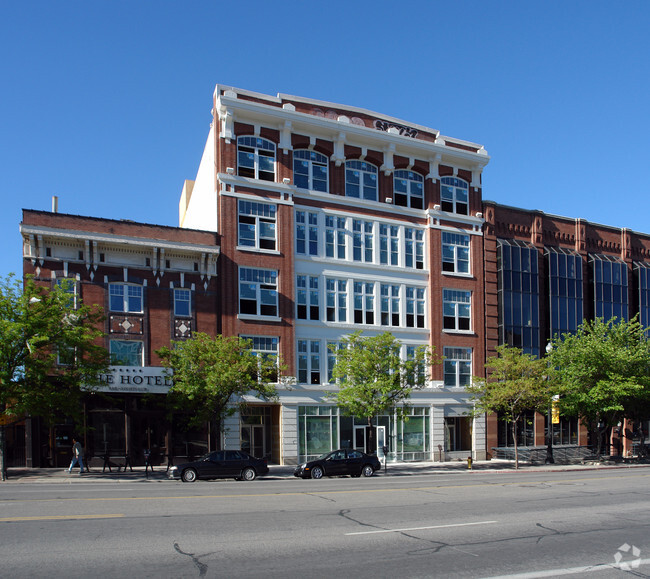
0, 514, 124, 522
345, 520, 498, 535
484, 558, 650, 578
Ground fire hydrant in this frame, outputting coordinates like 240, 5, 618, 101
467, 456, 473, 470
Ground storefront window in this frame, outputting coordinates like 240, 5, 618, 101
393, 407, 430, 461
497, 412, 535, 447
298, 406, 339, 461
87, 411, 126, 457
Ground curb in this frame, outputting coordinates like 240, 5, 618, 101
3, 462, 648, 484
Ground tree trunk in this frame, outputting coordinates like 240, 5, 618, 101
512, 420, 519, 470
367, 416, 375, 454
0, 425, 7, 481
593, 420, 603, 457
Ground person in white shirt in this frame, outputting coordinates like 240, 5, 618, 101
68, 438, 85, 474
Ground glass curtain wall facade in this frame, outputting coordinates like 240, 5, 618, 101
636, 263, 650, 332
497, 239, 540, 356
590, 254, 628, 321
547, 247, 584, 339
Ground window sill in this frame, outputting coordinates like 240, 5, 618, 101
442, 271, 474, 279
236, 246, 281, 256
237, 314, 282, 323
442, 329, 475, 336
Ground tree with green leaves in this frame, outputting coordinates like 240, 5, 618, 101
547, 316, 650, 455
328, 331, 438, 454
0, 274, 109, 480
467, 345, 551, 469
156, 333, 279, 446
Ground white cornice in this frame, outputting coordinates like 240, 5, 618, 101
20, 224, 220, 255
215, 91, 490, 170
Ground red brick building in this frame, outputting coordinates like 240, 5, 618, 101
483, 202, 650, 458
19, 210, 220, 468
180, 85, 490, 464
15, 85, 650, 468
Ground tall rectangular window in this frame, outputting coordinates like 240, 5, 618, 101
296, 275, 319, 320
547, 248, 583, 337
241, 335, 279, 381
352, 219, 374, 263
637, 263, 650, 333
110, 340, 144, 366
381, 284, 400, 326
109, 284, 143, 313
296, 210, 318, 256
237, 136, 275, 181
345, 161, 378, 201
497, 239, 539, 355
327, 341, 345, 383
56, 278, 78, 309
239, 268, 278, 317
443, 289, 471, 331
406, 286, 425, 328
293, 150, 328, 192
393, 170, 424, 209
380, 224, 399, 266
444, 347, 472, 387
405, 228, 424, 269
238, 200, 276, 251
442, 231, 470, 274
298, 340, 321, 384
353, 281, 375, 325
174, 288, 191, 317
440, 177, 469, 215
591, 255, 628, 322
325, 216, 346, 259
326, 278, 347, 322
406, 345, 427, 383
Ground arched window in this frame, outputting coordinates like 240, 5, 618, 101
440, 176, 469, 215
393, 170, 424, 209
345, 161, 378, 201
237, 136, 276, 182
293, 150, 328, 192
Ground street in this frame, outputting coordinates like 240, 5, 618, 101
1, 468, 649, 578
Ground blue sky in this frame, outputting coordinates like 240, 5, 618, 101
2, 1, 649, 278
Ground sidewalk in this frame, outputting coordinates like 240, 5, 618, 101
3, 459, 649, 483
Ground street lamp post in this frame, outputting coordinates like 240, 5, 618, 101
545, 342, 555, 464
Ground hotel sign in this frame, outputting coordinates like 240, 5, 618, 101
95, 366, 173, 394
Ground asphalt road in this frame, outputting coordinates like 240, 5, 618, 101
1, 469, 649, 578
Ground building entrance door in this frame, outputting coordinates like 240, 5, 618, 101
354, 425, 385, 455
354, 426, 367, 453
241, 424, 265, 458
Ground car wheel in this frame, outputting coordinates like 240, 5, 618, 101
181, 468, 197, 483
241, 467, 256, 481
311, 465, 324, 479
361, 464, 374, 477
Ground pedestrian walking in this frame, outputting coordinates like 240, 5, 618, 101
68, 438, 85, 474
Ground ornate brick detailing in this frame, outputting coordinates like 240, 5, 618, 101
174, 318, 192, 339
109, 315, 143, 334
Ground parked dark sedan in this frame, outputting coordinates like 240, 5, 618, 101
294, 449, 381, 479
169, 450, 269, 482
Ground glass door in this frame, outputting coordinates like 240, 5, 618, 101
354, 426, 366, 453
376, 426, 386, 459
241, 424, 265, 458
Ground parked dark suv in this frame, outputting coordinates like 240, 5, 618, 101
169, 450, 269, 482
